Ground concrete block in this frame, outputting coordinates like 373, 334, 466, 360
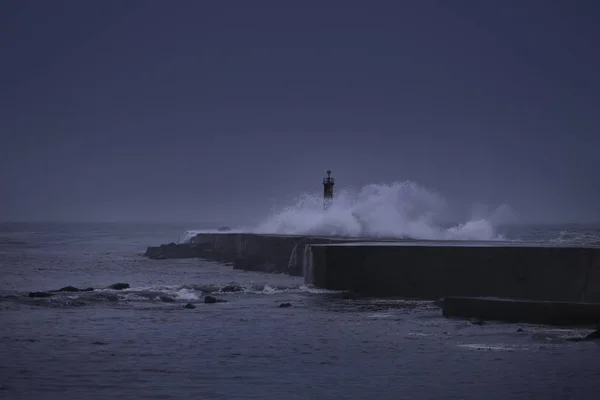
442, 296, 600, 326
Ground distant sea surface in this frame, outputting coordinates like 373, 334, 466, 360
1, 222, 599, 400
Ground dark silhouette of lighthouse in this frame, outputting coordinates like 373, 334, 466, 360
323, 170, 335, 210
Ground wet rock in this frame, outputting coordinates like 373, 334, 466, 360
104, 294, 119, 302
28, 291, 53, 298
204, 295, 226, 304
204, 295, 218, 304
159, 295, 176, 303
144, 246, 165, 259
57, 286, 80, 292
144, 242, 204, 260
517, 328, 525, 332
106, 283, 129, 290
92, 341, 108, 345
279, 303, 292, 308
221, 284, 243, 293
82, 287, 94, 292
184, 303, 196, 309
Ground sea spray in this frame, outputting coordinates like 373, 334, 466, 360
253, 181, 510, 240
179, 181, 513, 241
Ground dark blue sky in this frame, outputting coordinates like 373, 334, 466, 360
1, 0, 599, 223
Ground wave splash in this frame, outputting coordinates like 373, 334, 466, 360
0, 283, 335, 309
252, 181, 514, 240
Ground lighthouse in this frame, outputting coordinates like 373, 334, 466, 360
323, 170, 335, 210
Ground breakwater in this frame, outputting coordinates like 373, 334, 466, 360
145, 233, 393, 276
307, 241, 600, 303
145, 233, 600, 325
442, 296, 600, 326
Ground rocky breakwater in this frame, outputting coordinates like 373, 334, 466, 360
144, 241, 232, 261
144, 233, 373, 276
144, 234, 304, 274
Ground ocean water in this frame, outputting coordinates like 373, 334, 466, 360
1, 221, 600, 400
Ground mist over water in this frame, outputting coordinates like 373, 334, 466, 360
252, 181, 514, 240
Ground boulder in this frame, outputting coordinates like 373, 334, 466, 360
144, 242, 208, 260
57, 286, 80, 292
221, 284, 243, 293
204, 295, 227, 304
184, 303, 196, 309
106, 283, 130, 290
28, 291, 53, 298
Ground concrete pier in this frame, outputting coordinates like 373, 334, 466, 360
145, 233, 600, 303
306, 241, 600, 302
145, 233, 398, 275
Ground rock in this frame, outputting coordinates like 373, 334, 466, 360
204, 295, 226, 304
159, 296, 175, 303
57, 286, 80, 292
470, 318, 486, 326
28, 291, 53, 298
52, 286, 93, 293
184, 303, 196, 309
221, 284, 243, 293
144, 242, 207, 260
106, 283, 130, 290
517, 328, 525, 332
279, 303, 292, 308
144, 246, 165, 259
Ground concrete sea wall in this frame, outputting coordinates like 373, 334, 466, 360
305, 242, 600, 302
145, 233, 379, 276
146, 233, 600, 302
192, 233, 351, 275
442, 297, 600, 326
145, 233, 600, 325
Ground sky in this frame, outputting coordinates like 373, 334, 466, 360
1, 0, 599, 224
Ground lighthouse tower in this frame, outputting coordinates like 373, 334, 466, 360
323, 170, 335, 210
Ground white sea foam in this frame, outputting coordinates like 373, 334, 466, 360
252, 181, 513, 240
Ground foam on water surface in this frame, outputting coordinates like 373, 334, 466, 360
252, 181, 510, 240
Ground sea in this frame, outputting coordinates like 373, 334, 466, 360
1, 221, 600, 400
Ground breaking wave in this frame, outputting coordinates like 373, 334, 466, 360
549, 231, 600, 246
0, 282, 335, 309
252, 181, 514, 240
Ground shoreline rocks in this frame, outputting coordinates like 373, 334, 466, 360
27, 282, 131, 298
204, 295, 227, 304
